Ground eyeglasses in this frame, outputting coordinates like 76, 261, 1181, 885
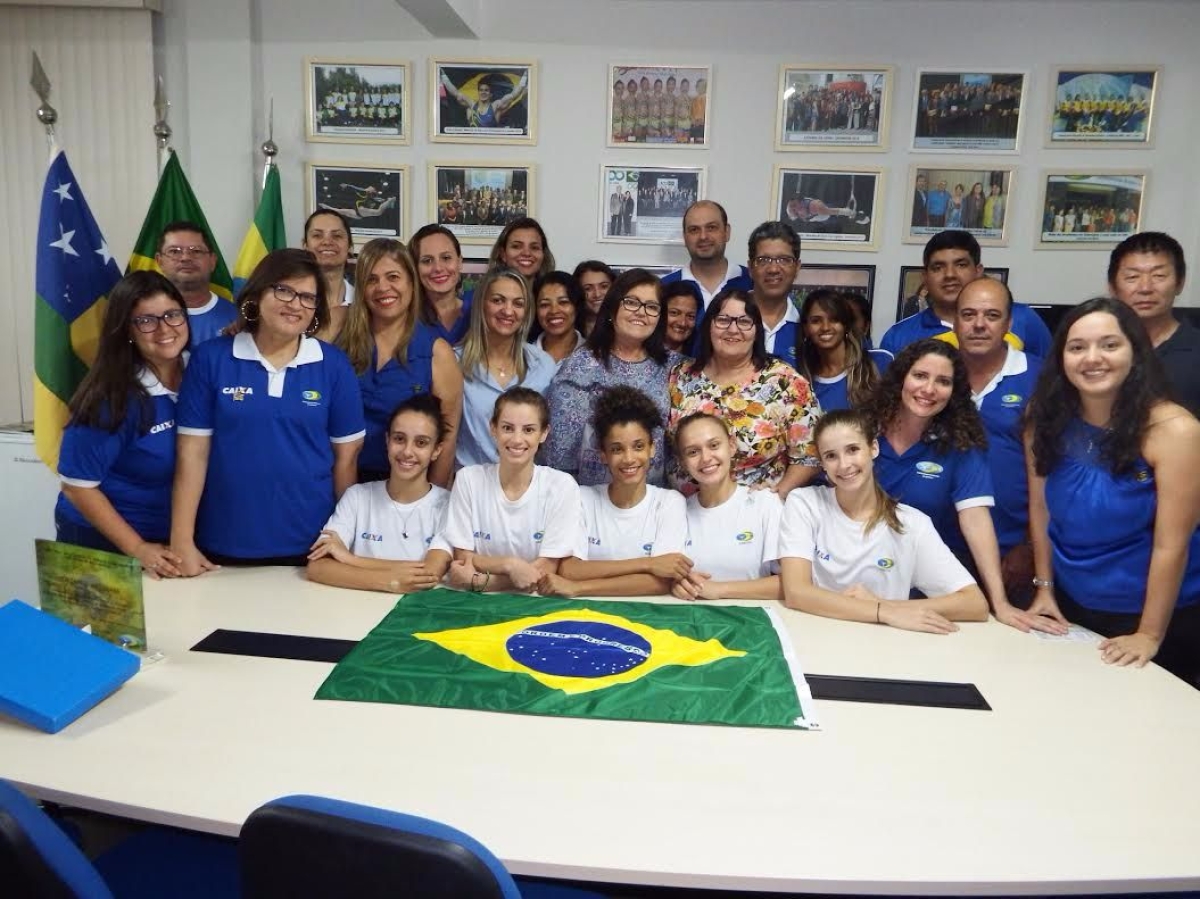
131, 308, 187, 333
160, 245, 211, 259
271, 283, 319, 310
752, 254, 798, 268
712, 314, 755, 332
620, 296, 662, 317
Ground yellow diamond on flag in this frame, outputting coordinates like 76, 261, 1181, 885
415, 607, 745, 694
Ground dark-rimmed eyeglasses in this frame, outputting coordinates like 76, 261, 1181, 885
131, 309, 188, 333
752, 254, 798, 268
620, 296, 662, 317
712, 314, 755, 332
272, 283, 319, 310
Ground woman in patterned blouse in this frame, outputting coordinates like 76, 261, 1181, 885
667, 287, 821, 498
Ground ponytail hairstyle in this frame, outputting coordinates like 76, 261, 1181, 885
592, 385, 662, 449
813, 408, 903, 536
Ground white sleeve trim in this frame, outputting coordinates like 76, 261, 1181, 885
955, 495, 995, 511
177, 426, 214, 437
60, 476, 101, 489
330, 429, 366, 444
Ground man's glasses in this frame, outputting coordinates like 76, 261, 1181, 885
272, 284, 319, 310
160, 246, 211, 259
712, 314, 755, 332
620, 296, 662, 317
131, 309, 188, 333
752, 255, 798, 267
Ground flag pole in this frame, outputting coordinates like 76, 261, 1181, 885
153, 75, 172, 176
261, 96, 278, 190
30, 52, 57, 155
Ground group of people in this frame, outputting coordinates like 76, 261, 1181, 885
1052, 94, 1150, 135
916, 82, 1022, 139
610, 74, 707, 144
52, 198, 1200, 686
314, 89, 403, 131
437, 184, 529, 229
913, 175, 1005, 231
784, 85, 881, 134
1044, 204, 1139, 235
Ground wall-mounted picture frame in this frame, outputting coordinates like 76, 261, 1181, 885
608, 64, 711, 148
598, 164, 707, 245
427, 162, 535, 246
789, 263, 876, 316
430, 58, 536, 145
904, 163, 1015, 247
460, 257, 490, 298
771, 165, 882, 251
305, 58, 410, 145
1036, 170, 1147, 248
775, 65, 892, 151
1046, 66, 1159, 147
306, 162, 408, 251
896, 265, 1010, 321
911, 70, 1026, 152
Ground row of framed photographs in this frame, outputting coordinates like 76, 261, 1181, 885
308, 160, 1147, 252
305, 57, 1162, 151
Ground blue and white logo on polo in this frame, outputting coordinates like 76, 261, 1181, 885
221, 386, 254, 401
735, 531, 754, 543
149, 419, 175, 435
473, 530, 492, 541
915, 461, 943, 478
1000, 393, 1022, 405
641, 542, 654, 555
533, 530, 545, 542
876, 557, 895, 569
360, 531, 383, 542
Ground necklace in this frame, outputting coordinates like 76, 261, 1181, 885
389, 484, 430, 539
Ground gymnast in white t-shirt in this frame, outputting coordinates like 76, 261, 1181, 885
779, 408, 988, 633
306, 393, 452, 593
673, 412, 783, 601
442, 386, 582, 593
538, 385, 691, 597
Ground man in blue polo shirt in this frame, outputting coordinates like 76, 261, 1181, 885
745, 220, 801, 365
661, 200, 752, 312
881, 230, 1051, 359
155, 221, 237, 345
953, 278, 1051, 633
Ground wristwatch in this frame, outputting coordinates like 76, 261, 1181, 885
1031, 577, 1054, 589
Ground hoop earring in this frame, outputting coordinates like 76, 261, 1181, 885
240, 300, 260, 323
305, 316, 320, 336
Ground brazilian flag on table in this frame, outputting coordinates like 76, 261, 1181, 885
316, 590, 820, 729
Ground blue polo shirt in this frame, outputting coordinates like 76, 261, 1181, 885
186, 293, 238, 346
177, 332, 365, 559
455, 344, 556, 469
56, 369, 180, 540
875, 434, 994, 553
357, 323, 439, 474
880, 303, 1052, 359
661, 262, 753, 311
971, 348, 1041, 555
428, 290, 472, 346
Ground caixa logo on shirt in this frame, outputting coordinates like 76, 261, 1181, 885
360, 532, 383, 542
915, 461, 944, 479
148, 419, 175, 435
473, 530, 492, 541
221, 386, 254, 401
302, 390, 323, 407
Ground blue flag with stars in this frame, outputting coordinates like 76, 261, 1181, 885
34, 149, 121, 470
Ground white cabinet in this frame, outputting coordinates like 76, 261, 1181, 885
0, 430, 60, 607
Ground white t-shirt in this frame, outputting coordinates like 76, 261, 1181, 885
685, 485, 782, 581
576, 484, 688, 561
443, 464, 582, 561
322, 481, 450, 561
779, 485, 974, 600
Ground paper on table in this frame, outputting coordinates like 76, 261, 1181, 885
1032, 624, 1102, 644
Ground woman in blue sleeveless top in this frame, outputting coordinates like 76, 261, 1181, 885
1026, 298, 1200, 683
337, 238, 463, 487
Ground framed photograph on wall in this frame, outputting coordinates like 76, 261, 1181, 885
789, 263, 876, 315
1036, 170, 1147, 248
904, 164, 1015, 246
775, 65, 892, 151
430, 58, 536, 145
896, 265, 1009, 321
460, 258, 490, 297
608, 65, 711, 147
305, 58, 410, 145
427, 162, 535, 246
306, 162, 408, 250
598, 164, 706, 245
1046, 66, 1159, 146
771, 165, 882, 251
911, 70, 1026, 152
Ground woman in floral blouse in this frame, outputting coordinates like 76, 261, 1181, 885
667, 288, 821, 498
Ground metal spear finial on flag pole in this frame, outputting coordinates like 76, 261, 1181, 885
260, 97, 278, 190
153, 75, 173, 175
31, 52, 57, 150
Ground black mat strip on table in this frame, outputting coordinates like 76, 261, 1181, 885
191, 630, 990, 711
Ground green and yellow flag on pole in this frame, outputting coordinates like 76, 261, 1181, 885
33, 148, 122, 470
127, 150, 232, 299
317, 590, 819, 729
233, 162, 286, 295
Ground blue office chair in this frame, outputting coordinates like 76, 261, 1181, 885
0, 778, 239, 898
240, 794, 607, 899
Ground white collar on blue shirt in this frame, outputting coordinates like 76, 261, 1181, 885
971, 346, 1028, 406
186, 293, 222, 316
679, 259, 743, 303
136, 351, 188, 399
232, 330, 324, 369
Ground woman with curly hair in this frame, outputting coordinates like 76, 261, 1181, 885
863, 338, 1008, 612
1025, 298, 1200, 681
793, 289, 879, 412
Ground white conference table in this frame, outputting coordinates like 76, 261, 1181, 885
3, 566, 1200, 895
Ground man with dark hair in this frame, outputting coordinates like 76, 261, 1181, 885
1109, 231, 1200, 415
661, 200, 752, 312
746, 221, 801, 362
155, 221, 235, 344
880, 230, 1051, 358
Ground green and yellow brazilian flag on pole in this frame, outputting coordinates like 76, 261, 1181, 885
317, 590, 819, 729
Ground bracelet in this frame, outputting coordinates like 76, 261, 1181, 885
875, 601, 881, 624
470, 572, 483, 592
481, 571, 491, 592
1031, 577, 1055, 589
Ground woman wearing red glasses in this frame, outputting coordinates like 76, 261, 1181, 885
171, 249, 365, 572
